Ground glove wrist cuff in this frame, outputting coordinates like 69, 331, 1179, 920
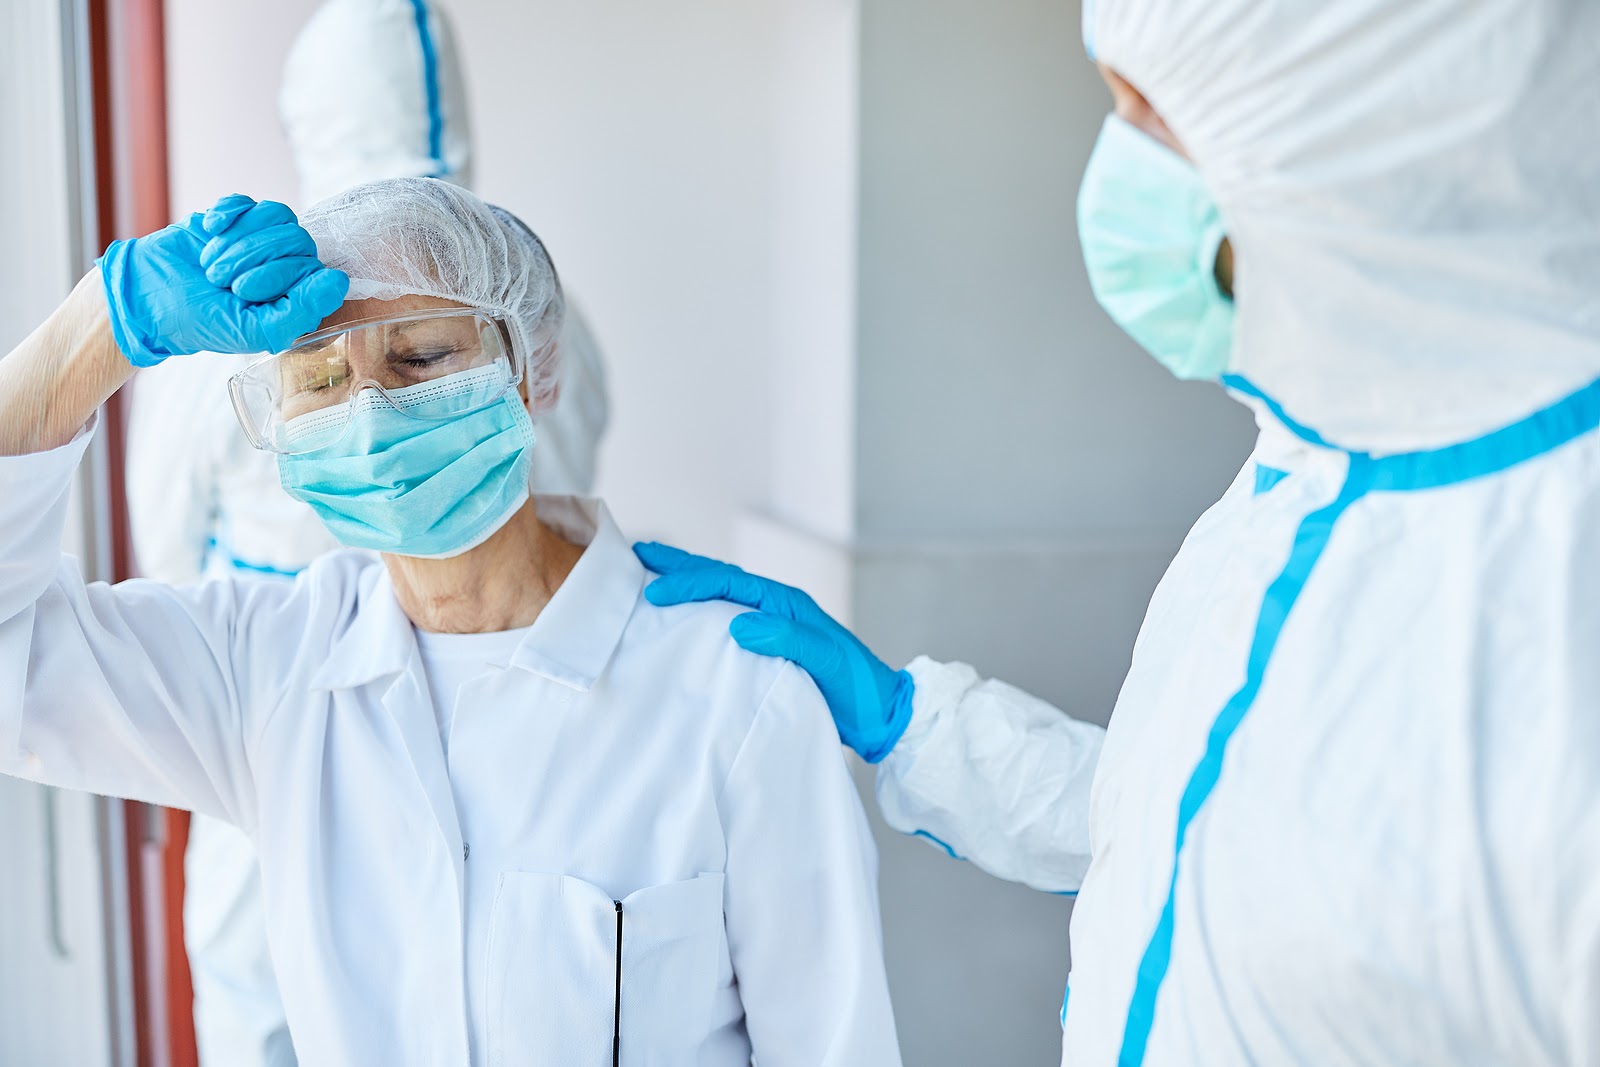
860, 669, 916, 764
97, 243, 170, 368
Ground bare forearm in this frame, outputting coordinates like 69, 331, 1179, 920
0, 270, 134, 456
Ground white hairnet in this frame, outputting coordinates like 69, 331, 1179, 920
1085, 0, 1600, 451
302, 177, 567, 415
279, 0, 473, 208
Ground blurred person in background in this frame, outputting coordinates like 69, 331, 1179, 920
125, 3, 608, 1063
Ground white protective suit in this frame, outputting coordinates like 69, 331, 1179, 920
875, 0, 1600, 1062
125, 4, 609, 1064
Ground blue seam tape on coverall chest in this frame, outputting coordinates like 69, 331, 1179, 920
1103, 373, 1600, 1063
1253, 465, 1290, 495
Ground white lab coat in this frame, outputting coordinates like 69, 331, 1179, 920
5, 426, 900, 1066
125, 306, 611, 1067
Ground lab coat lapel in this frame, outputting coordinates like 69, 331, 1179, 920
383, 654, 466, 895
328, 574, 471, 901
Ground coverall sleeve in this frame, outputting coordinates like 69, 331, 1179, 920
874, 656, 1105, 894
125, 358, 231, 583
720, 663, 903, 1067
0, 426, 258, 828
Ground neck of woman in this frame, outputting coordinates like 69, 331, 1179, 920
383, 500, 586, 634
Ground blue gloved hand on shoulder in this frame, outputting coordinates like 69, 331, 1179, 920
98, 193, 348, 367
634, 542, 915, 763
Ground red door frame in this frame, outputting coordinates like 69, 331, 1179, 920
85, 1, 198, 1064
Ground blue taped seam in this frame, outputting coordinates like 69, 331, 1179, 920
1367, 375, 1600, 491
207, 537, 304, 580
1225, 373, 1600, 491
407, 0, 446, 172
1115, 372, 1600, 1062
909, 829, 964, 862
227, 556, 304, 580
1061, 982, 1071, 1029
1253, 464, 1289, 495
1222, 375, 1335, 448
1116, 457, 1375, 1066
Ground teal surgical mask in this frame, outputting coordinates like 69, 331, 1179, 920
277, 367, 536, 559
1078, 113, 1235, 380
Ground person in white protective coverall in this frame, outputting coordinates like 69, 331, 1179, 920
124, 5, 607, 1064
637, 0, 1600, 1062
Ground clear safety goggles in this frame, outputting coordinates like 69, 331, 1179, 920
228, 307, 523, 456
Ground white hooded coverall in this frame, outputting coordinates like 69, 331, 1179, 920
873, 0, 1600, 1062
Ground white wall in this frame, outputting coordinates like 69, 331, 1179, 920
842, 2, 1257, 1062
163, 0, 311, 209
454, 0, 785, 556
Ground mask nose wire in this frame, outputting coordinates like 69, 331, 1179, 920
346, 379, 432, 421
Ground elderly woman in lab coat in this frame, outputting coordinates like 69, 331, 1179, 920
0, 176, 901, 1066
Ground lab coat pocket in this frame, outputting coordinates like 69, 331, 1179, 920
485, 871, 726, 1067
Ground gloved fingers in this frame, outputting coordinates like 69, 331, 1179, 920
212, 199, 297, 239
202, 223, 318, 287
643, 564, 790, 613
201, 194, 262, 236
242, 268, 350, 353
229, 256, 324, 304
730, 611, 840, 669
633, 542, 731, 576
173, 210, 214, 241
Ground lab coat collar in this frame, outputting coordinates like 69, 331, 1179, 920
506, 497, 645, 691
308, 497, 644, 693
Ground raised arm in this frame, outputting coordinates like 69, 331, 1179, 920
0, 272, 132, 455
1, 194, 346, 457
0, 195, 346, 819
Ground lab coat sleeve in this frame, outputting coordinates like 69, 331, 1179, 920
0, 426, 257, 827
719, 663, 903, 1067
874, 656, 1104, 894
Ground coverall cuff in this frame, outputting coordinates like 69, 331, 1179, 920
889, 656, 981, 761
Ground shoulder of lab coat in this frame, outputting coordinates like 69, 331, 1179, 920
717, 660, 904, 1066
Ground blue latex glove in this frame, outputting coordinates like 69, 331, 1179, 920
634, 542, 915, 762
97, 193, 348, 367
